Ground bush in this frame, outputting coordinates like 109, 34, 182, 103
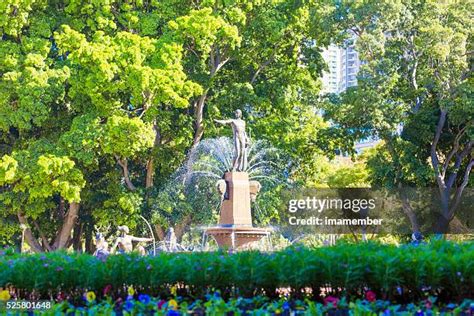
1, 241, 473, 301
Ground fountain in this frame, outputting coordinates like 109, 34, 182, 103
150, 110, 281, 252
204, 110, 271, 250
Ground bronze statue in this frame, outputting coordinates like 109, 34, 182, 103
214, 109, 249, 171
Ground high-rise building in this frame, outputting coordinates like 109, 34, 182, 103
340, 45, 360, 91
321, 42, 361, 93
320, 44, 342, 94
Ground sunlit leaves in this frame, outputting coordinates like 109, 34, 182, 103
0, 155, 18, 184
168, 8, 241, 61
55, 25, 201, 116
101, 116, 155, 158
0, 0, 47, 37
0, 37, 70, 131
0, 152, 85, 214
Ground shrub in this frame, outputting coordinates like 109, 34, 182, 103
0, 241, 473, 301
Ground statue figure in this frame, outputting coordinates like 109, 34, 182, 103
93, 233, 109, 261
214, 109, 249, 171
216, 179, 227, 200
111, 225, 152, 254
164, 227, 178, 252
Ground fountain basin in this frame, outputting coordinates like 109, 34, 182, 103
205, 226, 270, 249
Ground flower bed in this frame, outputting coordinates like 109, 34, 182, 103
1, 241, 473, 304
0, 292, 473, 315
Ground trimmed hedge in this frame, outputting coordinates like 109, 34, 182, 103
1, 241, 473, 301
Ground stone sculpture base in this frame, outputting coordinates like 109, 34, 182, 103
205, 227, 269, 249
206, 171, 270, 250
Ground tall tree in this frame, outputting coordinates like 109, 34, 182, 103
318, 0, 473, 233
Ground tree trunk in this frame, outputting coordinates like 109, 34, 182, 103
192, 93, 208, 147
72, 221, 83, 252
402, 201, 420, 233
400, 189, 420, 233
33, 220, 53, 252
17, 213, 43, 253
85, 222, 95, 254
53, 202, 80, 250
145, 122, 162, 189
145, 158, 154, 188
174, 214, 193, 242
434, 214, 450, 234
154, 224, 165, 241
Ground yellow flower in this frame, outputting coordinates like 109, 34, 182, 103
170, 285, 177, 296
0, 290, 11, 301
168, 299, 178, 310
85, 291, 96, 302
127, 286, 135, 296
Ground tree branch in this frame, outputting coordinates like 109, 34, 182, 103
251, 53, 276, 84
442, 125, 467, 178
431, 109, 447, 190
116, 156, 137, 191
449, 158, 473, 219
53, 202, 80, 250
192, 91, 209, 147
446, 140, 473, 189
33, 220, 53, 252
17, 213, 43, 253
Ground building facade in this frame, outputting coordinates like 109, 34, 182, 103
321, 42, 361, 94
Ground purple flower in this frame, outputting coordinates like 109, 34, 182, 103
43, 263, 49, 267
167, 310, 180, 316
146, 265, 152, 270
56, 266, 63, 271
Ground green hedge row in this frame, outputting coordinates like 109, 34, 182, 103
1, 241, 473, 300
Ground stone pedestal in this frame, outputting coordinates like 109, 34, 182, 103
219, 172, 252, 226
206, 171, 270, 250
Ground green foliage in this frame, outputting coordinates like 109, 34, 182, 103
1, 241, 473, 300
303, 155, 370, 189
168, 8, 241, 60
0, 37, 70, 132
0, 0, 48, 37
318, 0, 473, 191
366, 142, 432, 188
0, 152, 85, 217
101, 116, 155, 158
